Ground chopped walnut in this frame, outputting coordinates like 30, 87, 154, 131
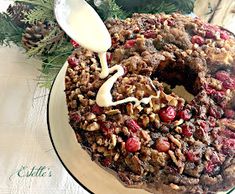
86, 122, 100, 131
168, 135, 181, 149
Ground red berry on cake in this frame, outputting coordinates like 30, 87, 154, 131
215, 70, 230, 81
124, 39, 136, 48
125, 119, 140, 133
91, 104, 103, 115
155, 138, 170, 152
191, 35, 204, 46
181, 124, 194, 137
70, 39, 80, 48
220, 30, 229, 40
159, 106, 176, 123
125, 137, 141, 152
178, 109, 192, 121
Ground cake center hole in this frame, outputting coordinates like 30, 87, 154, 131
153, 63, 201, 101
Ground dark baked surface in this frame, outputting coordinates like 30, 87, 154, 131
65, 13, 235, 193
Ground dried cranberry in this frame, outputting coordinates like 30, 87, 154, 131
204, 24, 220, 39
215, 70, 230, 82
209, 106, 224, 119
158, 17, 166, 24
181, 124, 194, 137
205, 160, 215, 173
70, 112, 81, 123
211, 152, 221, 164
167, 19, 175, 26
144, 30, 157, 38
67, 57, 79, 68
102, 158, 112, 167
220, 30, 229, 40
155, 138, 170, 152
125, 137, 141, 152
210, 90, 225, 103
159, 106, 176, 123
224, 109, 235, 119
125, 119, 140, 133
111, 38, 118, 46
205, 30, 215, 39
185, 151, 199, 162
124, 39, 136, 49
205, 153, 221, 173
91, 104, 103, 115
70, 39, 80, 48
198, 120, 209, 132
99, 121, 113, 135
222, 79, 235, 89
223, 138, 235, 154
178, 109, 192, 121
214, 71, 235, 89
106, 52, 112, 64
220, 129, 235, 139
208, 116, 216, 127
191, 35, 204, 46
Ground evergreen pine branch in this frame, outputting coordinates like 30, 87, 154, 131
38, 42, 73, 88
172, 0, 195, 14
26, 26, 65, 56
96, 0, 127, 20
0, 13, 23, 46
116, 0, 195, 15
22, 6, 54, 24
135, 1, 177, 14
15, 0, 53, 10
37, 72, 57, 88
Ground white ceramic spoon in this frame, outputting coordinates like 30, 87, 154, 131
54, 0, 111, 53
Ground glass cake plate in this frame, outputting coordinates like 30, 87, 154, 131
47, 62, 235, 194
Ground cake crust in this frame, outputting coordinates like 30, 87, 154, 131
65, 13, 235, 193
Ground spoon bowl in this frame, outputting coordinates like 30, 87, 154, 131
54, 0, 111, 52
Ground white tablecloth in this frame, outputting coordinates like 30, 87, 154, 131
0, 1, 88, 193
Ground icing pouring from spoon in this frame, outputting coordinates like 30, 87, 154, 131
54, 0, 111, 78
54, 0, 160, 108
54, 0, 111, 53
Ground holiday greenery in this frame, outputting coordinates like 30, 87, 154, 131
0, 0, 195, 88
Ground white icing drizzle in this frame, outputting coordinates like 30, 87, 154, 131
98, 52, 109, 79
96, 60, 160, 107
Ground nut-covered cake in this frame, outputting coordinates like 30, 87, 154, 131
65, 13, 235, 193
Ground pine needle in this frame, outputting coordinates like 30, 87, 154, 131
37, 41, 73, 88
22, 6, 54, 24
96, 0, 127, 20
135, 1, 177, 14
0, 13, 23, 46
15, 0, 53, 10
115, 0, 195, 15
172, 0, 195, 14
